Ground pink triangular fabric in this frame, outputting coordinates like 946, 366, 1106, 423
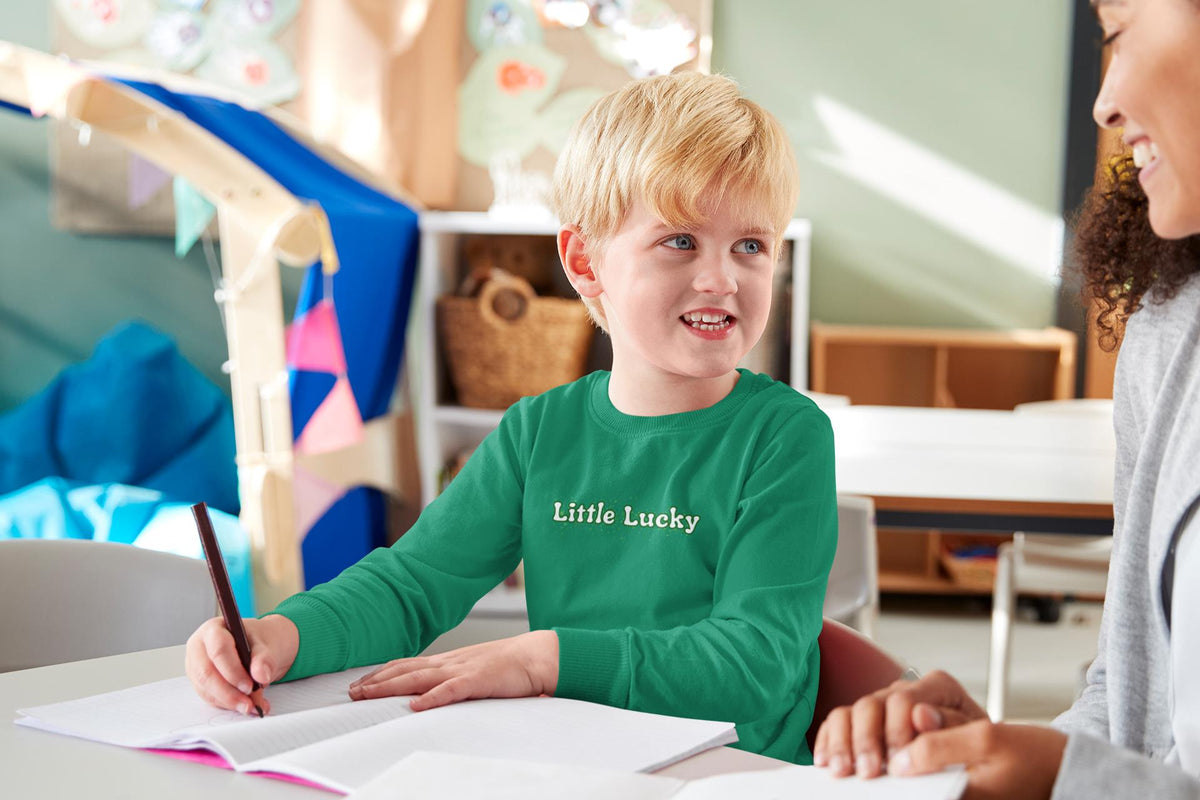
295, 376, 363, 455
128, 154, 172, 209
291, 465, 346, 539
285, 299, 347, 375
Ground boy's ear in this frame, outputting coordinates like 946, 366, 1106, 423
558, 226, 603, 299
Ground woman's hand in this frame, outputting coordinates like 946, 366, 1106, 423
348, 630, 559, 711
185, 613, 299, 716
890, 720, 1067, 800
813, 669, 988, 778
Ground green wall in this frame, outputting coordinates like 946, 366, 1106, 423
712, 0, 1072, 330
0, 1, 1071, 411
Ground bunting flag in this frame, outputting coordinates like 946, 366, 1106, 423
286, 299, 347, 374
294, 376, 363, 456
291, 465, 346, 542
172, 175, 216, 257
127, 154, 172, 209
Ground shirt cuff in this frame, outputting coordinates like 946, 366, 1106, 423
267, 595, 349, 681
552, 626, 631, 708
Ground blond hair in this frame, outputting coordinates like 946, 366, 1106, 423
551, 71, 799, 329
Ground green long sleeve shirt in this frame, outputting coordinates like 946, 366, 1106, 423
272, 369, 837, 763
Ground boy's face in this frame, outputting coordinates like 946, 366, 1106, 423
594, 191, 776, 386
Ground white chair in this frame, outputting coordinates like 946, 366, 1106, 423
985, 399, 1114, 721
824, 495, 880, 638
0, 539, 217, 672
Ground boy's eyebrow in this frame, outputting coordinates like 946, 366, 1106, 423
646, 222, 777, 238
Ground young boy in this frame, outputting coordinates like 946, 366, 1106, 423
186, 71, 837, 765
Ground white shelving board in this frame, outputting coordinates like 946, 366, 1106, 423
411, 211, 812, 509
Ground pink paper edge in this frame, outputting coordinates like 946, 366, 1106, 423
143, 747, 345, 794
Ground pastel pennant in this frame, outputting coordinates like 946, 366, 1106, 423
128, 154, 172, 209
286, 299, 347, 374
173, 175, 216, 257
292, 465, 346, 540
295, 376, 364, 455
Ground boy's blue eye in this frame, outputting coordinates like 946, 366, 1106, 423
733, 239, 765, 255
663, 234, 695, 250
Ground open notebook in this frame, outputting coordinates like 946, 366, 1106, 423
14, 666, 737, 794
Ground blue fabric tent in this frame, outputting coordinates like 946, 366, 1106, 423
119, 80, 421, 589
2, 78, 420, 590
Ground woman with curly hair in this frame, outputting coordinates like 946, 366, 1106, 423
812, 0, 1200, 797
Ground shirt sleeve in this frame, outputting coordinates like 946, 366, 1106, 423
271, 407, 528, 680
1052, 732, 1200, 800
552, 406, 837, 732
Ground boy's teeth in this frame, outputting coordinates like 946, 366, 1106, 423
682, 311, 731, 331
1132, 141, 1159, 169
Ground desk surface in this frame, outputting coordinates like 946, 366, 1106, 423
827, 406, 1115, 534
1, 647, 785, 798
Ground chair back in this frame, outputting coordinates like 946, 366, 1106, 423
824, 495, 879, 636
0, 539, 217, 672
808, 617, 910, 750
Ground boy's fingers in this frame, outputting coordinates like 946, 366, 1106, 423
816, 706, 856, 776
849, 696, 887, 777
196, 622, 252, 694
410, 676, 471, 712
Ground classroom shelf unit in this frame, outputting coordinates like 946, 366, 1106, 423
809, 322, 1080, 596
410, 211, 813, 509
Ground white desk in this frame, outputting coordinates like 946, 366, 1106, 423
1, 647, 785, 798
827, 406, 1115, 535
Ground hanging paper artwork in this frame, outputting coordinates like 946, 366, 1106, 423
582, 0, 697, 78
456, 0, 709, 211
54, 0, 156, 50
53, 0, 302, 106
142, 10, 212, 72
467, 0, 544, 51
193, 40, 301, 105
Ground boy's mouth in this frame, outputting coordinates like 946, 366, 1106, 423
680, 310, 733, 332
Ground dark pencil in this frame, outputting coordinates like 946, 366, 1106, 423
192, 501, 264, 717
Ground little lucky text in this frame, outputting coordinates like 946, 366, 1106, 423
552, 501, 700, 535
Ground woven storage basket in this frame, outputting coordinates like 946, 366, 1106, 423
437, 274, 594, 409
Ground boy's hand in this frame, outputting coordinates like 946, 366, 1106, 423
888, 721, 1066, 800
348, 630, 559, 711
813, 670, 987, 778
185, 613, 299, 716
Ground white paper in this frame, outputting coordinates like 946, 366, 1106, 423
15, 667, 736, 793
349, 751, 968, 800
249, 694, 736, 793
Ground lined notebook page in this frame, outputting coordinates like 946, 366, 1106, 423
15, 666, 382, 761
249, 696, 736, 793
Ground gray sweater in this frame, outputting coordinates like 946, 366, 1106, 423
1051, 274, 1200, 798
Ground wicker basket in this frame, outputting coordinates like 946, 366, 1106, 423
437, 274, 594, 409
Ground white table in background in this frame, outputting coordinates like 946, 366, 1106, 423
827, 405, 1115, 536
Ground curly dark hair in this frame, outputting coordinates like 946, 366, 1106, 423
1074, 152, 1200, 350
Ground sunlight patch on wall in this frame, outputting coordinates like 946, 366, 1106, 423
811, 94, 1064, 284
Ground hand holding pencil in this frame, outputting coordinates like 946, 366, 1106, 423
186, 502, 300, 716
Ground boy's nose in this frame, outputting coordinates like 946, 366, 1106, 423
692, 257, 737, 295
